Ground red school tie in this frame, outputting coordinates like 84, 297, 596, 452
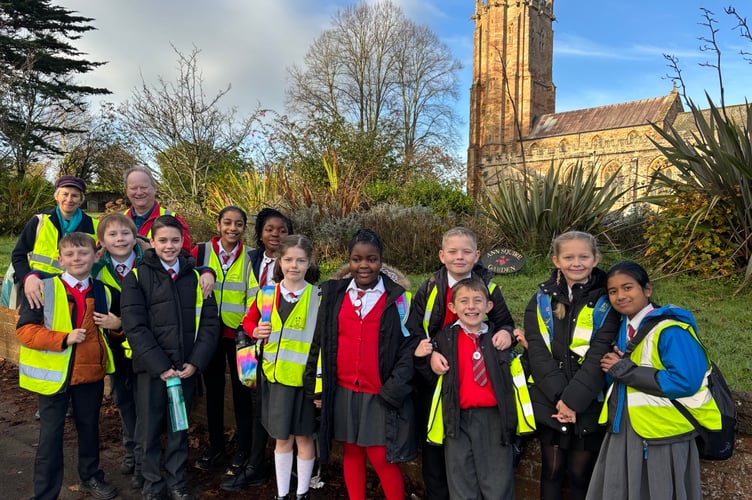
627, 324, 636, 341
258, 259, 271, 286
353, 289, 366, 318
167, 268, 177, 282
466, 331, 488, 387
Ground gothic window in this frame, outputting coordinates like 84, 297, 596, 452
530, 143, 540, 156
559, 139, 568, 153
602, 161, 624, 192
591, 135, 602, 149
627, 131, 639, 144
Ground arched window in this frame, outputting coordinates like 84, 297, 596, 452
559, 139, 568, 153
591, 135, 603, 149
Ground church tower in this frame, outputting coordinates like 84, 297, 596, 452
467, 0, 556, 196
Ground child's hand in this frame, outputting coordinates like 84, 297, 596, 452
24, 274, 44, 309
160, 368, 180, 381
179, 363, 197, 378
415, 338, 433, 358
552, 400, 576, 423
492, 329, 513, 350
253, 322, 272, 340
314, 398, 322, 409
66, 328, 87, 345
199, 272, 215, 299
93, 311, 121, 330
600, 347, 623, 373
430, 352, 449, 375
514, 328, 528, 349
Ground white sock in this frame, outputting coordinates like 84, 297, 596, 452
274, 450, 294, 497
296, 456, 316, 495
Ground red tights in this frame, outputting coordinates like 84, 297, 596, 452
342, 442, 404, 500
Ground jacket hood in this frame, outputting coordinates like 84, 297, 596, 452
644, 304, 699, 332
330, 263, 411, 290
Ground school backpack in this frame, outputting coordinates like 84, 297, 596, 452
627, 316, 737, 460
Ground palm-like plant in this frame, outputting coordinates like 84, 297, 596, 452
649, 94, 752, 290
481, 161, 628, 256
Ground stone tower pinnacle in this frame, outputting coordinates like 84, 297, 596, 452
467, 0, 556, 195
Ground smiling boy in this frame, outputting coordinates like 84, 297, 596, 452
429, 278, 517, 499
121, 215, 220, 500
17, 232, 120, 500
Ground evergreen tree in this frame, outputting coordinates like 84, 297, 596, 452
0, 0, 109, 178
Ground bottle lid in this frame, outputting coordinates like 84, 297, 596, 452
166, 377, 181, 387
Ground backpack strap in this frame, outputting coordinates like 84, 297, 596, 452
91, 280, 109, 315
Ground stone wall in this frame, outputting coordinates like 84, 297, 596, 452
2, 305, 750, 499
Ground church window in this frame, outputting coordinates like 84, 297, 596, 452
559, 139, 568, 153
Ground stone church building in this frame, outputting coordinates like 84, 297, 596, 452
466, 0, 732, 199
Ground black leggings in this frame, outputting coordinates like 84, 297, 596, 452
540, 444, 599, 500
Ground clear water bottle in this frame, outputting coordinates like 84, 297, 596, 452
166, 377, 189, 432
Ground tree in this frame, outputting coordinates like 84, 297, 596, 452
0, 0, 109, 178
286, 1, 462, 174
119, 46, 256, 209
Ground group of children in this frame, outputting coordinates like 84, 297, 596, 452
15, 202, 723, 500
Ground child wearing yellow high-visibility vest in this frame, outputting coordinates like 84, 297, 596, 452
17, 232, 120, 500
429, 277, 517, 499
523, 231, 620, 500
588, 261, 721, 500
241, 235, 320, 500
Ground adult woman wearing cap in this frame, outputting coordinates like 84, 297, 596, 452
11, 175, 98, 309
122, 166, 191, 251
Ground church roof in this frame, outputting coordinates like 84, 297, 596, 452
526, 94, 678, 140
672, 103, 750, 133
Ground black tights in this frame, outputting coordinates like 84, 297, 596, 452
540, 444, 598, 500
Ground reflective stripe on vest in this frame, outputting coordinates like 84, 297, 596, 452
625, 319, 722, 439
28, 214, 97, 274
18, 278, 114, 394
200, 242, 258, 329
535, 292, 610, 363
262, 284, 319, 386
510, 354, 536, 435
423, 281, 497, 335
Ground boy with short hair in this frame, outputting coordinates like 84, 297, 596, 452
17, 232, 120, 500
411, 227, 516, 500
429, 278, 517, 499
121, 215, 220, 500
92, 212, 145, 488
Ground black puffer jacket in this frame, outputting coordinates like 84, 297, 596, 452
121, 248, 220, 377
433, 322, 517, 445
523, 267, 619, 435
304, 271, 421, 464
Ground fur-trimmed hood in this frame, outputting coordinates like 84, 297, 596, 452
329, 263, 411, 290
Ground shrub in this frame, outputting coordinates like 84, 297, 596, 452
481, 161, 628, 257
365, 178, 474, 216
643, 187, 735, 278
0, 175, 53, 234
359, 204, 447, 274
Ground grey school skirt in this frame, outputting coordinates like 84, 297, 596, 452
333, 385, 387, 446
261, 378, 316, 440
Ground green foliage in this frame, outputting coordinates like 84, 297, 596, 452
481, 161, 628, 256
0, 175, 53, 234
0, 0, 109, 177
365, 178, 474, 216
359, 204, 447, 274
643, 187, 735, 278
649, 95, 752, 287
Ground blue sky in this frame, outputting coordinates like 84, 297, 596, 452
67, 0, 750, 154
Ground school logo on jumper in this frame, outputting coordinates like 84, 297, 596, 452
482, 247, 525, 274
